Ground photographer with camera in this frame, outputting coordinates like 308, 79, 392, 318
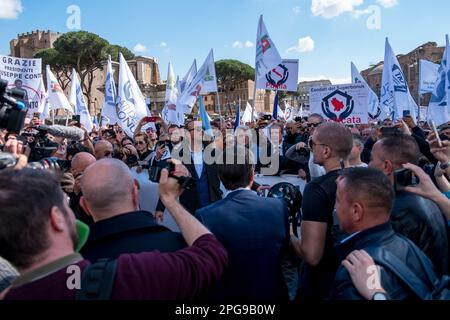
369, 134, 449, 276
0, 162, 227, 300
79, 158, 186, 261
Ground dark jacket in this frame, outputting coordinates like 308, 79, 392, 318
195, 189, 290, 301
155, 148, 222, 215
332, 222, 437, 300
391, 191, 449, 276
180, 156, 222, 214
80, 211, 186, 262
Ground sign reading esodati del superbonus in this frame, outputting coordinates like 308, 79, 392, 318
309, 83, 369, 125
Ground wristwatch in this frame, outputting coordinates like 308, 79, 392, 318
440, 162, 450, 170
372, 292, 388, 300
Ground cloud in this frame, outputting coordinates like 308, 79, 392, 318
287, 36, 315, 53
244, 41, 254, 48
292, 6, 301, 15
133, 43, 147, 53
311, 0, 363, 19
299, 75, 351, 84
376, 0, 398, 8
160, 42, 167, 47
0, 0, 23, 19
232, 41, 243, 49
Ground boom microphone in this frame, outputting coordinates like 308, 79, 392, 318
36, 125, 85, 141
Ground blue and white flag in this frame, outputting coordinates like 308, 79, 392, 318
92, 115, 99, 129
380, 38, 417, 121
200, 50, 218, 94
428, 35, 450, 126
178, 60, 197, 94
69, 68, 93, 132
101, 55, 118, 125
234, 100, 241, 131
117, 52, 151, 138
178, 50, 216, 113
198, 96, 213, 136
162, 62, 182, 125
272, 91, 279, 119
351, 62, 383, 120
255, 15, 282, 80
419, 59, 439, 95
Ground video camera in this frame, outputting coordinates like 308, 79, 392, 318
0, 79, 28, 133
148, 161, 196, 190
0, 152, 71, 173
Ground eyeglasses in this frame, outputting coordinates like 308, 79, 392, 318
135, 141, 145, 145
104, 151, 112, 157
308, 123, 322, 128
308, 137, 328, 150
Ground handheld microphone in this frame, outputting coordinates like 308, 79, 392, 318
36, 125, 85, 141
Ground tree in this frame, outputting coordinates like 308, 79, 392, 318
215, 60, 254, 107
35, 31, 134, 113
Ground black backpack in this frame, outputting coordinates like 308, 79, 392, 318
368, 243, 450, 300
75, 259, 117, 300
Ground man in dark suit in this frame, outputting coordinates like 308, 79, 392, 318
195, 145, 290, 301
79, 158, 186, 261
175, 120, 222, 214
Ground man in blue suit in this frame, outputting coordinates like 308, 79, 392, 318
195, 145, 290, 301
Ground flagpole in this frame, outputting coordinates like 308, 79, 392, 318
51, 109, 55, 125
215, 91, 221, 116
252, 67, 258, 123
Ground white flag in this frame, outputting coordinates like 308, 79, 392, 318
284, 102, 295, 122
241, 102, 258, 123
256, 59, 299, 91
36, 77, 50, 120
69, 69, 93, 132
178, 50, 216, 113
101, 55, 118, 125
427, 35, 450, 126
117, 52, 151, 138
200, 50, 218, 94
178, 60, 197, 94
46, 65, 73, 114
351, 62, 383, 120
380, 38, 417, 121
162, 62, 182, 125
419, 59, 440, 95
255, 15, 282, 80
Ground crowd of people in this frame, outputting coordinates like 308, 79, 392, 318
0, 111, 449, 300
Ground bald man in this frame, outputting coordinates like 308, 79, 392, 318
68, 152, 97, 225
94, 140, 113, 160
79, 159, 186, 261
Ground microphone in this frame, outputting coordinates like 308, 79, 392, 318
36, 125, 85, 141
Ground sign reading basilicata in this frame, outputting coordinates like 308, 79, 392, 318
256, 59, 298, 92
309, 83, 369, 124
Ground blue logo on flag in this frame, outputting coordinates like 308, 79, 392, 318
392, 65, 407, 93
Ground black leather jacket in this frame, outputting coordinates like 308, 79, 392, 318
391, 191, 449, 276
332, 222, 436, 300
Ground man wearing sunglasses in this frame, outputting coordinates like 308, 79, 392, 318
290, 122, 353, 300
